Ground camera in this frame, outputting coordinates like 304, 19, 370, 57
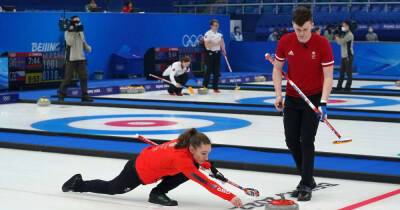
332, 20, 358, 37
59, 18, 84, 32
332, 24, 344, 37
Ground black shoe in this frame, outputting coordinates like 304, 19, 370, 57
148, 192, 178, 206
344, 87, 351, 92
335, 87, 343, 91
81, 95, 93, 102
290, 179, 317, 198
62, 174, 82, 192
297, 185, 312, 201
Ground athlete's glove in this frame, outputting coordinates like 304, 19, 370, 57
318, 100, 327, 122
201, 161, 228, 182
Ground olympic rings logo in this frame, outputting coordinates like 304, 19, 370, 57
182, 34, 203, 47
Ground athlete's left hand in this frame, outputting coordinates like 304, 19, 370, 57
318, 102, 327, 122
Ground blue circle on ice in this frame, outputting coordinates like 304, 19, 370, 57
236, 95, 398, 108
31, 114, 251, 135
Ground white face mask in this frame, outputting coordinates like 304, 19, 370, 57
341, 26, 347, 32
368, 28, 373, 33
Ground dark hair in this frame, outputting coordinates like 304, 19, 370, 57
71, 15, 79, 20
210, 19, 219, 26
180, 56, 191, 63
175, 128, 211, 149
343, 20, 351, 27
292, 6, 313, 26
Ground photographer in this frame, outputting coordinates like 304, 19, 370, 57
58, 16, 93, 102
335, 21, 354, 91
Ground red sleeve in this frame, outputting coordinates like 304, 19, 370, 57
320, 37, 334, 67
177, 160, 235, 201
275, 35, 287, 62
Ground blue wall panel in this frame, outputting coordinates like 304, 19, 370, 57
229, 41, 400, 76
0, 12, 230, 79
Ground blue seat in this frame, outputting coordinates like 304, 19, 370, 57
228, 6, 242, 14
370, 4, 385, 13
316, 5, 329, 13
388, 4, 400, 12
262, 5, 276, 14
278, 5, 293, 14
244, 5, 259, 14
215, 6, 227, 14
331, 4, 346, 12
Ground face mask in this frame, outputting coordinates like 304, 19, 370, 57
341, 26, 347, 32
368, 29, 373, 33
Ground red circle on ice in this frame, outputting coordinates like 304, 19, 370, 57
105, 120, 177, 127
328, 99, 347, 104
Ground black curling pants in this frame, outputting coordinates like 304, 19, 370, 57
283, 93, 321, 188
75, 158, 190, 195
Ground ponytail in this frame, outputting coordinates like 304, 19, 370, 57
175, 128, 211, 149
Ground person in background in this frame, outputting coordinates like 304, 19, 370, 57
366, 26, 378, 42
268, 30, 279, 41
85, 0, 99, 12
122, 1, 134, 13
162, 56, 191, 96
231, 26, 243, 41
58, 16, 92, 102
203, 19, 227, 93
323, 25, 334, 41
313, 26, 321, 35
335, 20, 354, 91
278, 27, 288, 40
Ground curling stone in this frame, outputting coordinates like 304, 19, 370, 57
136, 86, 146, 94
198, 87, 208, 95
127, 86, 138, 94
265, 195, 299, 210
37, 96, 51, 107
395, 80, 400, 87
120, 86, 128, 94
255, 76, 267, 82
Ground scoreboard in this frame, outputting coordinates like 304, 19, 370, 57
8, 52, 76, 90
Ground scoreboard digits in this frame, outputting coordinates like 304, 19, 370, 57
8, 51, 68, 90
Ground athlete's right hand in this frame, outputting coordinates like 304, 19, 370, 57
230, 197, 243, 208
274, 96, 285, 112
